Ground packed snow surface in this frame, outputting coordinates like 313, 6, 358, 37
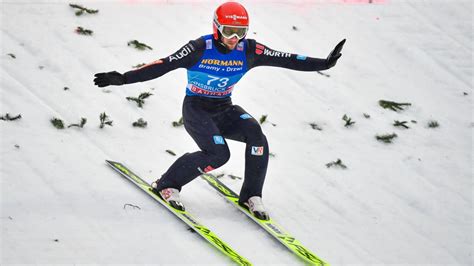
1, 0, 472, 265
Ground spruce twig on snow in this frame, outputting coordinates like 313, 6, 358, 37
427, 120, 440, 128
7, 53, 16, 59
309, 122, 323, 131
68, 118, 87, 128
1, 113, 22, 121
393, 120, 410, 129
126, 92, 153, 108
172, 117, 184, 127
132, 118, 148, 128
376, 133, 398, 143
259, 115, 276, 126
75, 26, 93, 36
342, 114, 355, 127
127, 40, 153, 51
99, 112, 113, 128
69, 4, 98, 16
228, 174, 242, 180
316, 71, 330, 78
326, 159, 347, 169
379, 100, 412, 112
166, 150, 176, 156
51, 118, 65, 129
133, 63, 146, 69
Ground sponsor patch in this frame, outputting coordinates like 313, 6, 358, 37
237, 42, 244, 51
213, 135, 225, 145
240, 114, 252, 120
263, 49, 291, 58
296, 55, 307, 60
251, 146, 264, 156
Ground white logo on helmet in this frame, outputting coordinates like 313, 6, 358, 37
225, 15, 247, 20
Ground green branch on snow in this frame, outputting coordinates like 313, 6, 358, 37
166, 150, 176, 156
342, 114, 355, 127
7, 53, 16, 59
128, 40, 153, 51
51, 117, 65, 129
326, 159, 347, 169
75, 26, 93, 36
99, 112, 113, 128
259, 114, 276, 126
317, 71, 330, 78
427, 120, 440, 128
393, 120, 409, 129
69, 4, 98, 16
172, 117, 184, 127
379, 100, 412, 112
126, 92, 153, 108
228, 174, 242, 180
132, 118, 148, 128
309, 122, 323, 131
376, 133, 398, 144
133, 63, 146, 69
68, 117, 87, 128
1, 113, 22, 121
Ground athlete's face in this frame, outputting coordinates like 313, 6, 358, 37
221, 36, 239, 50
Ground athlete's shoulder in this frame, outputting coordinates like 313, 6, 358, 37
245, 38, 257, 45
188, 36, 207, 52
243, 38, 258, 56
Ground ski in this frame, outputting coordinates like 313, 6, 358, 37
200, 173, 329, 266
106, 160, 252, 266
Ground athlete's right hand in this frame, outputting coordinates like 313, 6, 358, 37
94, 71, 125, 87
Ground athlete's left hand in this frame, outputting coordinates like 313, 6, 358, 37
326, 39, 346, 68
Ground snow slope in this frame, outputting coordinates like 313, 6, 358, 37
1, 0, 472, 265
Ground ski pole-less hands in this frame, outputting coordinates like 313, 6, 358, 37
326, 39, 346, 69
93, 71, 126, 87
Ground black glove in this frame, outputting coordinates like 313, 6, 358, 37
94, 71, 125, 87
326, 39, 346, 69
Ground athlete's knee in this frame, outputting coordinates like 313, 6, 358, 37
204, 145, 231, 169
246, 124, 268, 146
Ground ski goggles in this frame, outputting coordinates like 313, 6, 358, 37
216, 23, 248, 40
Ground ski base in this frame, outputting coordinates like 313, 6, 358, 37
200, 173, 329, 266
106, 160, 252, 266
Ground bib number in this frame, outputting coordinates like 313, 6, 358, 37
207, 75, 229, 88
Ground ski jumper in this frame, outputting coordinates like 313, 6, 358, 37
123, 34, 329, 203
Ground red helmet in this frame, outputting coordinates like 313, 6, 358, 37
213, 2, 249, 40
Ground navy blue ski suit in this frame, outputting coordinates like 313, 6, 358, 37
123, 34, 330, 203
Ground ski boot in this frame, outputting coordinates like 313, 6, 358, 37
151, 182, 185, 211
240, 196, 270, 221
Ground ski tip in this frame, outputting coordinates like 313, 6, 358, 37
105, 160, 118, 166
